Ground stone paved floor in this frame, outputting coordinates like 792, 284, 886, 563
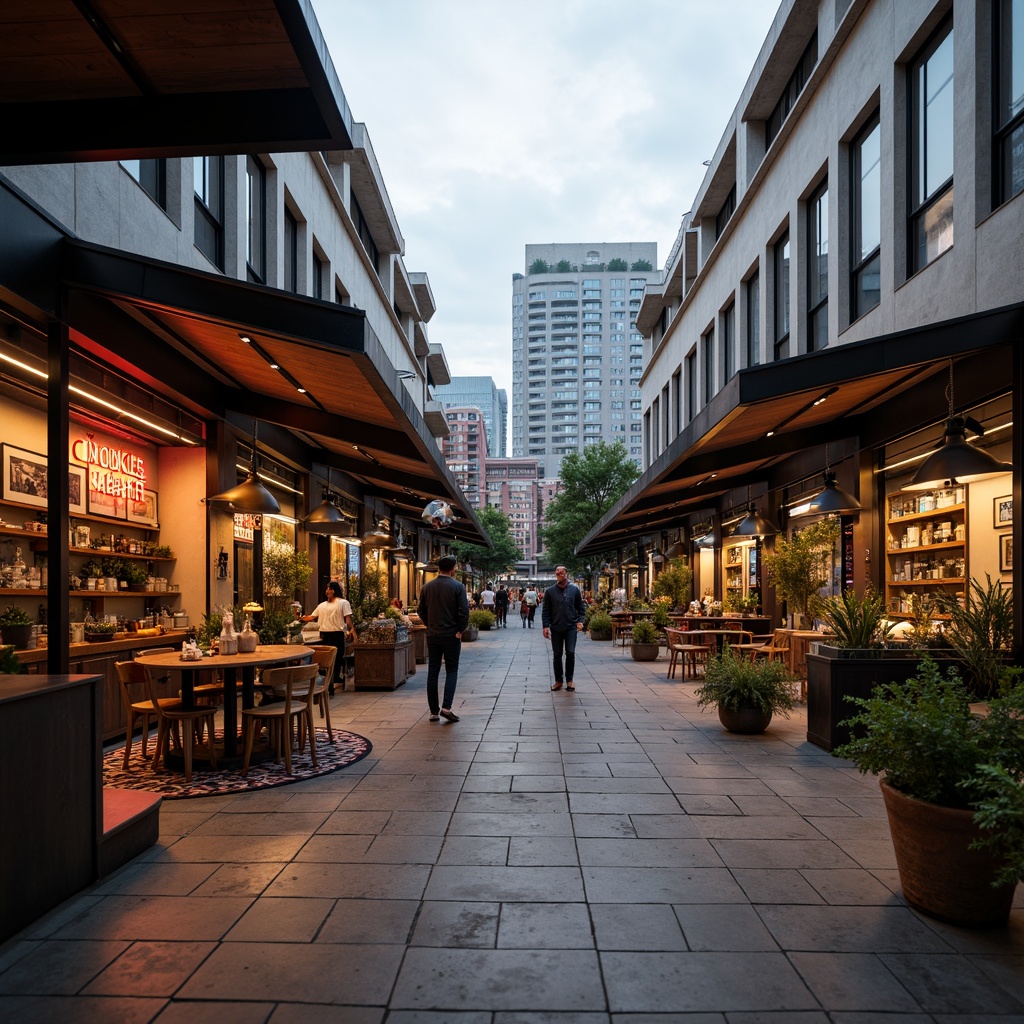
1, 623, 1022, 1022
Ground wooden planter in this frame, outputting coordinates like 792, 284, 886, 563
880, 780, 1016, 928
352, 640, 412, 690
805, 647, 955, 751
589, 629, 612, 641
630, 642, 660, 662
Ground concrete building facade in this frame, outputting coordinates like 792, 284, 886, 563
443, 407, 488, 509
511, 242, 659, 478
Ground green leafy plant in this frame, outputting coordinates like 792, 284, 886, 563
85, 620, 117, 635
0, 644, 21, 674
835, 657, 1024, 888
469, 609, 496, 630
652, 603, 670, 628
0, 606, 33, 626
256, 609, 289, 645
652, 557, 693, 608
121, 561, 150, 585
631, 618, 660, 644
937, 575, 1014, 696
587, 611, 613, 636
150, 544, 173, 558
263, 547, 313, 616
811, 587, 894, 648
739, 592, 760, 613
694, 644, 795, 716
79, 559, 103, 579
349, 565, 389, 623
764, 518, 839, 618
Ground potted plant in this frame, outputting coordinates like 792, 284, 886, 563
764, 517, 838, 627
121, 561, 150, 591
588, 610, 613, 640
84, 620, 118, 643
835, 657, 1024, 927
0, 643, 21, 674
935, 574, 1013, 697
652, 556, 693, 610
694, 644, 795, 734
630, 618, 661, 661
0, 606, 34, 650
469, 608, 495, 632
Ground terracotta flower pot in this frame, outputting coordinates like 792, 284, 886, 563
880, 780, 1016, 928
718, 705, 772, 734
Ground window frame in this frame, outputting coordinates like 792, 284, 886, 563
907, 16, 955, 274
245, 155, 266, 284
773, 231, 790, 361
722, 301, 736, 382
193, 155, 224, 271
807, 180, 829, 352
283, 207, 298, 294
745, 271, 760, 367
850, 113, 881, 321
121, 158, 166, 209
993, 0, 1024, 205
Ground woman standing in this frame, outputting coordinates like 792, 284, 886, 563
301, 581, 353, 694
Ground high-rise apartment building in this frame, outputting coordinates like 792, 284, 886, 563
433, 376, 508, 457
512, 243, 659, 478
443, 408, 488, 509
485, 458, 541, 577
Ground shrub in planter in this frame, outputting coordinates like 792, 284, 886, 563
936, 575, 1014, 697
811, 587, 895, 650
835, 657, 1024, 926
0, 606, 34, 650
630, 618, 661, 661
694, 645, 795, 733
588, 611, 613, 640
469, 609, 496, 631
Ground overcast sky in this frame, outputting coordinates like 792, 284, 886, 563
312, 1, 780, 405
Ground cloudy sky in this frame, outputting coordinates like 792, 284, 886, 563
312, 1, 780, 404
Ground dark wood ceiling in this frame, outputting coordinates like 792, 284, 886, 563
0, 0, 353, 162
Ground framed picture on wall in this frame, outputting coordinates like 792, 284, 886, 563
68, 464, 87, 514
1, 445, 48, 509
88, 487, 127, 520
1000, 533, 1013, 573
127, 489, 158, 527
994, 495, 1013, 528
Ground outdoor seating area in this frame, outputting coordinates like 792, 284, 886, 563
2, 622, 1019, 1020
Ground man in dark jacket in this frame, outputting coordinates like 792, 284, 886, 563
417, 554, 470, 722
493, 584, 510, 627
542, 565, 586, 692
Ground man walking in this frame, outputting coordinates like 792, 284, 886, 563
480, 582, 495, 615
542, 565, 586, 692
417, 554, 470, 722
524, 585, 538, 627
493, 584, 509, 627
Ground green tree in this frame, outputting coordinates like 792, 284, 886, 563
607, 257, 628, 271
541, 441, 638, 574
630, 259, 653, 271
451, 505, 522, 581
554, 259, 573, 272
528, 258, 550, 274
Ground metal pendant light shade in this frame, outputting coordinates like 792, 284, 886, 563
731, 503, 776, 537
665, 533, 687, 559
303, 469, 357, 535
903, 362, 1012, 491
362, 519, 396, 548
903, 416, 1012, 491
796, 469, 862, 517
208, 420, 281, 515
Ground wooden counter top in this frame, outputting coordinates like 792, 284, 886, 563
14, 630, 188, 664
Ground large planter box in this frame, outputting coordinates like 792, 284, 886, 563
353, 640, 412, 690
806, 647, 958, 751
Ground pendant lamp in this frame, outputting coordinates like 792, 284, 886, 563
362, 518, 396, 548
666, 528, 687, 559
903, 364, 1011, 490
731, 502, 776, 537
303, 468, 357, 535
791, 446, 862, 517
207, 419, 281, 515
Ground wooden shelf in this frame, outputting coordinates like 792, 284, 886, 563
70, 590, 180, 599
0, 497, 158, 531
886, 540, 963, 554
885, 503, 965, 525
887, 577, 965, 586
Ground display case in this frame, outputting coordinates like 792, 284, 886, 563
885, 486, 967, 618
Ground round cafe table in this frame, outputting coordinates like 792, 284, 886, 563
138, 644, 314, 759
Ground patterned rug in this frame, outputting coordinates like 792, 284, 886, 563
102, 728, 372, 799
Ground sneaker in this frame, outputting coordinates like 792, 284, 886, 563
439, 708, 460, 722
429, 713, 440, 721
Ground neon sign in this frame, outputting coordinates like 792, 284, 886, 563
72, 435, 147, 502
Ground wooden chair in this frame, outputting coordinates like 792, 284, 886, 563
143, 667, 218, 784
242, 663, 319, 776
266, 647, 335, 744
115, 659, 183, 769
666, 629, 709, 680
750, 629, 790, 663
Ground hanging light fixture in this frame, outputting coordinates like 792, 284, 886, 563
903, 362, 1012, 491
303, 468, 357, 534
730, 489, 776, 537
362, 517, 396, 548
666, 528, 686, 559
207, 419, 281, 515
791, 445, 862, 518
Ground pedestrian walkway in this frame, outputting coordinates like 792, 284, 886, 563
1, 625, 1021, 1021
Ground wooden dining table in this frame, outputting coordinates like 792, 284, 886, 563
138, 644, 314, 759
